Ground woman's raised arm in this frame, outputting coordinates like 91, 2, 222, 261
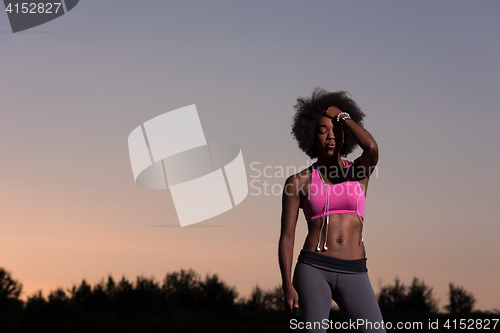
323, 106, 379, 176
342, 117, 378, 174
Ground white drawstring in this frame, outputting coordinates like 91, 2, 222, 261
316, 161, 366, 250
316, 164, 330, 251
356, 181, 365, 243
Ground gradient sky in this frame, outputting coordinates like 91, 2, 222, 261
1, 1, 499, 312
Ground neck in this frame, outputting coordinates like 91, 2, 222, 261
316, 155, 345, 169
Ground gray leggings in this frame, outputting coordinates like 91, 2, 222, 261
293, 261, 386, 332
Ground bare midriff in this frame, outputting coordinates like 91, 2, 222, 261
303, 213, 365, 260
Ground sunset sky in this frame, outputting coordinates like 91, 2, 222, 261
1, 1, 499, 312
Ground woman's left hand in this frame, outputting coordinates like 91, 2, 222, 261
322, 106, 342, 121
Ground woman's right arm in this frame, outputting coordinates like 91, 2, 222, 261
278, 174, 302, 318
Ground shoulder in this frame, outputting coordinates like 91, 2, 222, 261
347, 157, 374, 181
284, 164, 314, 193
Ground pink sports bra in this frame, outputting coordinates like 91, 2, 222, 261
302, 160, 366, 223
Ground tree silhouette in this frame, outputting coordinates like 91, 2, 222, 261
406, 277, 438, 313
378, 276, 437, 314
2, 266, 499, 333
162, 268, 203, 311
0, 268, 24, 332
378, 276, 407, 310
243, 285, 284, 311
0, 267, 23, 300
200, 273, 238, 310
445, 283, 476, 315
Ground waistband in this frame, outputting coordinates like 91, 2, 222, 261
297, 249, 367, 273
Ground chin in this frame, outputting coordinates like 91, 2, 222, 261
323, 151, 336, 157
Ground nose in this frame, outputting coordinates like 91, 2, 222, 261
327, 129, 335, 140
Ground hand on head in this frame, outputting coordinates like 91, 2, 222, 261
322, 106, 342, 120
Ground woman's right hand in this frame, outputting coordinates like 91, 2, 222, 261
284, 286, 299, 319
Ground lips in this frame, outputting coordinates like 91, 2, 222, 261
327, 143, 335, 149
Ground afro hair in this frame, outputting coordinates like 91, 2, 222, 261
291, 87, 366, 159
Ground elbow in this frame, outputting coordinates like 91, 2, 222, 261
279, 234, 295, 252
367, 142, 379, 162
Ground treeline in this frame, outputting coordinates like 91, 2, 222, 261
0, 267, 498, 332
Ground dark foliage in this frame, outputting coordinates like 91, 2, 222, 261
0, 267, 497, 333
0, 268, 24, 332
445, 283, 476, 315
378, 277, 438, 314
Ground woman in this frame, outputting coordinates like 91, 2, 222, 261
278, 88, 385, 332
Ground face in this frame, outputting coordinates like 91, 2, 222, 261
315, 116, 343, 157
